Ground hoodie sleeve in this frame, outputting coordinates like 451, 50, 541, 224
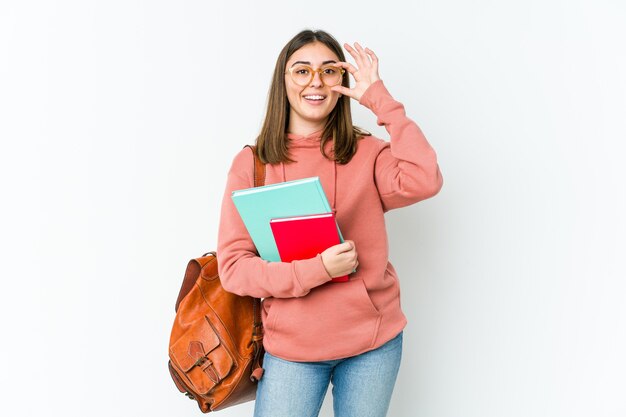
359, 80, 443, 212
216, 147, 333, 299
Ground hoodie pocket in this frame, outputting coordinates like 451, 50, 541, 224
265, 279, 382, 358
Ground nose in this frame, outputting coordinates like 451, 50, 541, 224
309, 70, 324, 87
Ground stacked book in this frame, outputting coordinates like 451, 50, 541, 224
231, 176, 349, 282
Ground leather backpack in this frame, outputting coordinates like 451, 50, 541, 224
168, 145, 265, 413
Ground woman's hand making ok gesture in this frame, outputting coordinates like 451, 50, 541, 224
330, 42, 382, 102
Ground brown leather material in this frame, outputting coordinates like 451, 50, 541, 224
250, 144, 266, 186
168, 145, 265, 413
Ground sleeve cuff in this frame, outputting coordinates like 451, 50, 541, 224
358, 79, 389, 109
293, 253, 333, 295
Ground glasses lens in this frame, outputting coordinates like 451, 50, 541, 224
291, 65, 313, 86
320, 65, 343, 86
290, 65, 343, 86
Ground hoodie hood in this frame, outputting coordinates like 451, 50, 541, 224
281, 128, 338, 213
286, 128, 324, 147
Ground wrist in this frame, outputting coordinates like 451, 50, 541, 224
358, 79, 385, 106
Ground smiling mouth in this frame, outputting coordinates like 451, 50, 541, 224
303, 94, 327, 102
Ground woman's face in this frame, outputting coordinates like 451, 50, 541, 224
284, 42, 342, 133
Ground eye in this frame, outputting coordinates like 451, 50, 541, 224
323, 67, 338, 74
295, 67, 310, 75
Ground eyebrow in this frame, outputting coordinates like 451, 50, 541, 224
290, 60, 337, 67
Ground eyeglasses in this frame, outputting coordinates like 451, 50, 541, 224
285, 64, 346, 87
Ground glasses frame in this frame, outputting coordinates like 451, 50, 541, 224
285, 64, 346, 87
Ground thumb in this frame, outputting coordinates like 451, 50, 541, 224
331, 85, 352, 98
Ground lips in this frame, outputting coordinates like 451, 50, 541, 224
303, 94, 326, 101
302, 94, 327, 106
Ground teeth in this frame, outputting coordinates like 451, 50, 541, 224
304, 95, 325, 100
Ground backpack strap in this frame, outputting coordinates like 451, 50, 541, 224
243, 144, 266, 380
245, 144, 266, 187
174, 146, 266, 313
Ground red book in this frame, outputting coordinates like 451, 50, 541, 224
270, 212, 349, 282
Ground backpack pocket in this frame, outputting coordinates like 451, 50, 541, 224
169, 316, 235, 395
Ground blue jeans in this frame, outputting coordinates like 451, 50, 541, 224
253, 331, 403, 417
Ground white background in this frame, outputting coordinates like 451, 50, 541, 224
1, 1, 625, 416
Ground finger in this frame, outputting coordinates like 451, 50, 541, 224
335, 61, 359, 81
364, 47, 379, 69
330, 85, 354, 98
343, 42, 359, 60
337, 241, 353, 253
344, 42, 365, 69
333, 60, 358, 72
353, 42, 371, 68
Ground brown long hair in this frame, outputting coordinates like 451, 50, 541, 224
255, 29, 371, 165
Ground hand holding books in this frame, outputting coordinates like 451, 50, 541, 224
321, 240, 358, 279
270, 212, 351, 282
232, 176, 356, 282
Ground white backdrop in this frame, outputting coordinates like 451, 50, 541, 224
1, 1, 625, 416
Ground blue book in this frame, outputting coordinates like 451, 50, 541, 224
231, 176, 343, 262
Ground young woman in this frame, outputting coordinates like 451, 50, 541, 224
217, 29, 443, 417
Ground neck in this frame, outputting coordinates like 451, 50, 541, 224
287, 117, 327, 137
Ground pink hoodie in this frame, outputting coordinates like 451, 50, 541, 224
217, 80, 443, 362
